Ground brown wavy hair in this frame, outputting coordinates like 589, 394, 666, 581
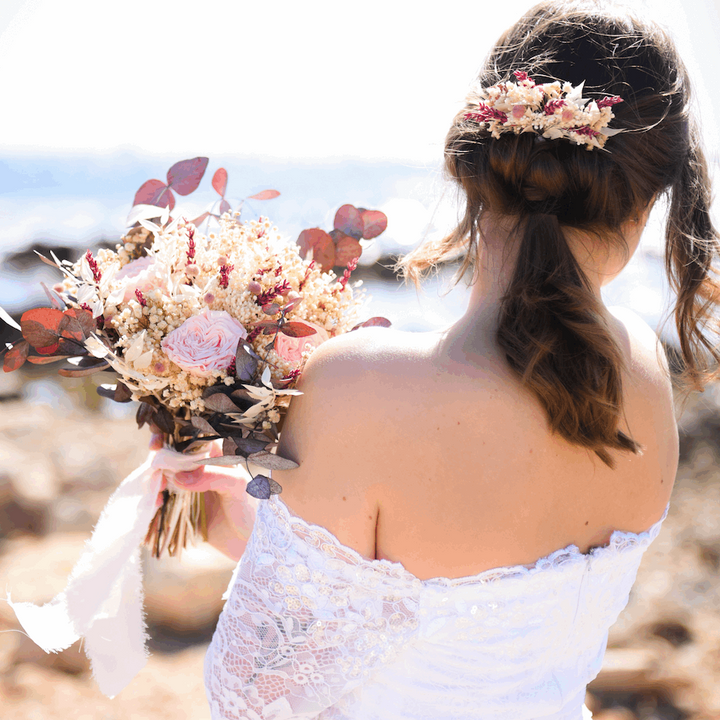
394, 0, 720, 467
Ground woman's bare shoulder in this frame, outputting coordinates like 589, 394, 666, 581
607, 305, 678, 514
607, 306, 674, 391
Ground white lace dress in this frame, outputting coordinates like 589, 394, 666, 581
204, 495, 669, 720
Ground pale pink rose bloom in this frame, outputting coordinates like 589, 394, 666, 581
274, 320, 330, 365
115, 256, 165, 302
162, 308, 248, 376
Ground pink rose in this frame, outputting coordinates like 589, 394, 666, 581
274, 320, 330, 364
115, 256, 165, 302
161, 308, 248, 376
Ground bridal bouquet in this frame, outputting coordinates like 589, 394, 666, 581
2, 158, 391, 697
2, 158, 390, 559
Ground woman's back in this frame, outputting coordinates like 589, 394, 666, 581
274, 307, 677, 583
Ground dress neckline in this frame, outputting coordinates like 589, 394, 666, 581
267, 495, 670, 588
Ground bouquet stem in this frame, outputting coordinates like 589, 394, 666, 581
143, 489, 208, 559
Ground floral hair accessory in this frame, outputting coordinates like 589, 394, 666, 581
463, 70, 624, 150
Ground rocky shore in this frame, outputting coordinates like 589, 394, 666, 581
0, 365, 719, 719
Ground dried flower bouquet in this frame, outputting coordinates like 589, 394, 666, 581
1, 157, 391, 558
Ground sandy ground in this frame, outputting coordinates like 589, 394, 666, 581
1, 369, 720, 719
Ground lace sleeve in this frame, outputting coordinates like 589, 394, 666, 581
204, 496, 421, 720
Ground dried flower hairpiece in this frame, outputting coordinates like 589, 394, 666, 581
463, 70, 624, 150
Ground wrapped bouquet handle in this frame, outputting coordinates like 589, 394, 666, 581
5, 447, 210, 698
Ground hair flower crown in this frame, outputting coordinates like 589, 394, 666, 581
463, 71, 624, 150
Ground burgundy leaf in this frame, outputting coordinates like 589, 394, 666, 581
212, 168, 228, 196
166, 157, 209, 196
26, 354, 71, 365
281, 321, 318, 338
151, 406, 176, 435
115, 382, 133, 403
334, 234, 362, 267
296, 228, 336, 272
3, 340, 29, 372
219, 198, 231, 215
350, 316, 392, 331
282, 295, 303, 313
248, 189, 280, 201
359, 209, 388, 239
58, 360, 110, 377
63, 307, 96, 338
334, 204, 363, 240
58, 308, 94, 344
133, 179, 173, 209
190, 211, 210, 226
262, 303, 281, 315
136, 403, 156, 429
21, 307, 64, 349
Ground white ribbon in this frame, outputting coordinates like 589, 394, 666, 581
5, 448, 205, 699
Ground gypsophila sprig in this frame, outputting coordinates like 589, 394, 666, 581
463, 70, 624, 150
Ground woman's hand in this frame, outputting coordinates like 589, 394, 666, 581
149, 433, 259, 562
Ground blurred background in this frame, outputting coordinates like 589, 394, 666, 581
0, 0, 719, 718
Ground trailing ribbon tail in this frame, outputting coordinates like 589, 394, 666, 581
6, 455, 164, 698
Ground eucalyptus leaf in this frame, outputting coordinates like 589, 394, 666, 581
235, 341, 259, 383
233, 436, 270, 455
191, 416, 217, 434
246, 451, 299, 471
222, 437, 238, 456
246, 474, 282, 499
204, 394, 242, 413
193, 455, 244, 467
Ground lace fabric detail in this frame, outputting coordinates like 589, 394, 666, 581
204, 496, 669, 720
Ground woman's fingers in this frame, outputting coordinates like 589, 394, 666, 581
170, 464, 251, 496
154, 475, 168, 509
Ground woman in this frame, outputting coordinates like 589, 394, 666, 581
153, 1, 718, 717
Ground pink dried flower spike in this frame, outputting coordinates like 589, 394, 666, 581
85, 250, 102, 284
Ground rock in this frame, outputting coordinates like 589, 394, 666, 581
142, 542, 237, 641
593, 709, 637, 720
589, 648, 660, 692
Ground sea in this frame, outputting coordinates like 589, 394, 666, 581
1, 151, 714, 345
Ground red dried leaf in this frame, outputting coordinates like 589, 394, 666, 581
334, 234, 363, 266
359, 209, 388, 239
296, 228, 336, 272
36, 343, 60, 355
190, 211, 210, 226
26, 354, 70, 365
62, 308, 95, 339
3, 340, 29, 372
21, 307, 64, 349
351, 316, 392, 331
334, 204, 363, 240
166, 157, 209, 196
212, 168, 228, 197
249, 189, 280, 201
281, 321, 318, 338
58, 360, 109, 377
219, 198, 231, 215
58, 315, 85, 343
133, 179, 175, 209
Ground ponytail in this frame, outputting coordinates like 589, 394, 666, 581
497, 214, 640, 468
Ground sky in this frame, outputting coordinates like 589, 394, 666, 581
0, 0, 718, 332
0, 0, 718, 165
